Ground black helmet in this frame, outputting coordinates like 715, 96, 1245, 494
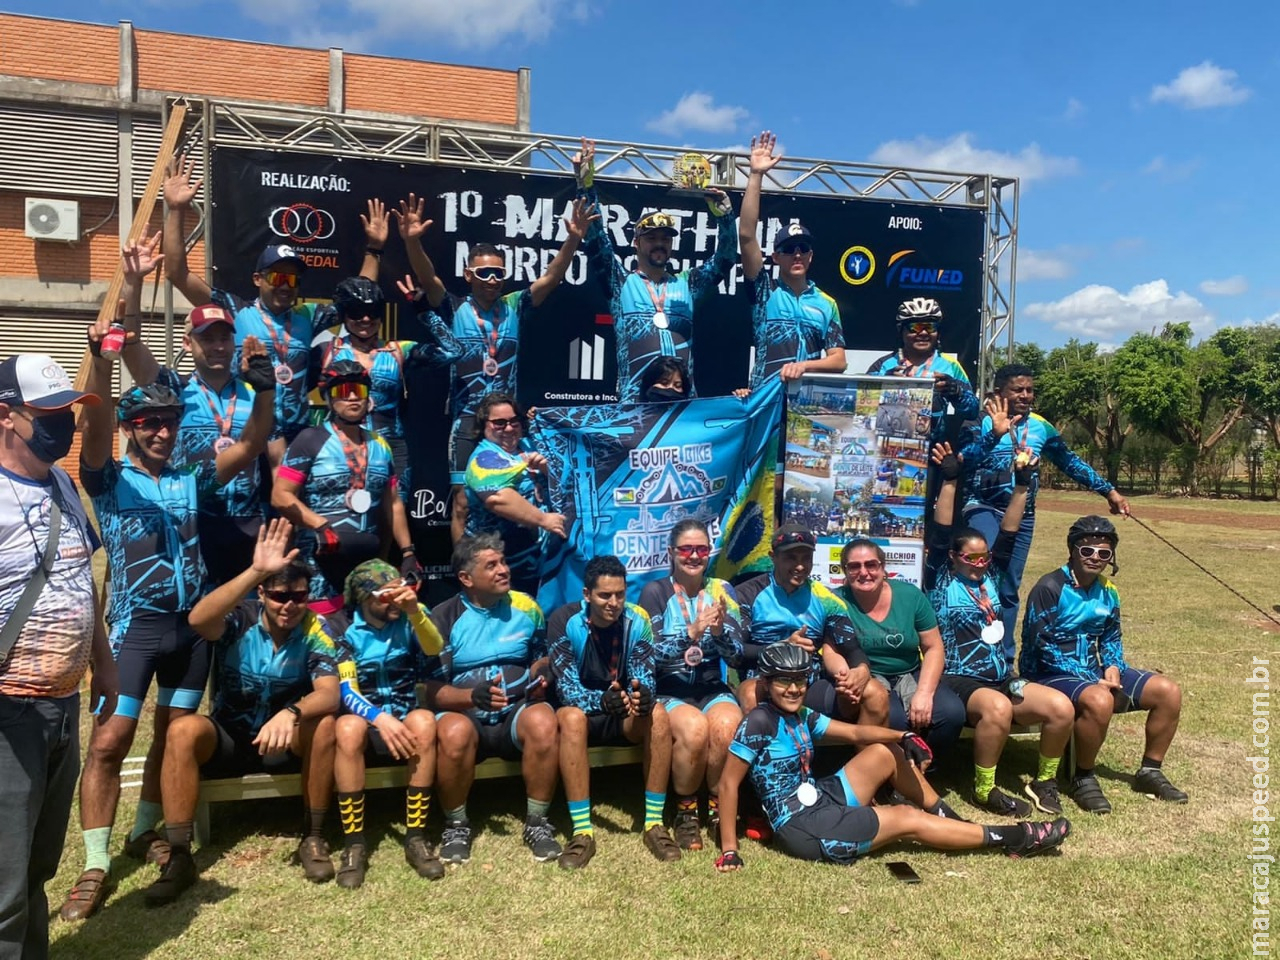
1067, 515, 1118, 549
758, 641, 812, 681
117, 383, 184, 422
317, 359, 370, 393
331, 277, 385, 317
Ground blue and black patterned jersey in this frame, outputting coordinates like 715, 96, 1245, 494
211, 290, 334, 436
547, 600, 655, 713
747, 274, 844, 389
734, 573, 867, 675
729, 703, 830, 831
928, 523, 1018, 683
417, 290, 530, 421
336, 603, 444, 721
427, 590, 546, 725
960, 413, 1112, 515
637, 576, 744, 699
82, 456, 217, 640
310, 329, 422, 439
153, 366, 263, 521
864, 350, 979, 442
1019, 565, 1128, 681
463, 437, 545, 587
210, 599, 338, 738
580, 184, 738, 402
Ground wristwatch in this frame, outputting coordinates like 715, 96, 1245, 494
285, 703, 302, 723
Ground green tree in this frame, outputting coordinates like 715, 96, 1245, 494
1010, 342, 1046, 379
1035, 339, 1128, 486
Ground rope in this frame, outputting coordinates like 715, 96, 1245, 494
1127, 513, 1280, 628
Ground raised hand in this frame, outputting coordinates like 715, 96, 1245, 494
984, 394, 1018, 438
571, 137, 596, 172
361, 198, 390, 248
394, 273, 424, 302
749, 130, 781, 176
392, 194, 432, 241
163, 154, 202, 209
122, 232, 164, 281
251, 518, 299, 576
564, 196, 599, 241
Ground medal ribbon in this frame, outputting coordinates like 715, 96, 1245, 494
472, 300, 501, 367
256, 301, 294, 367
194, 377, 237, 439
641, 277, 667, 320
672, 580, 705, 653
1013, 419, 1031, 455
963, 578, 997, 625
783, 713, 813, 782
333, 424, 368, 491
898, 351, 934, 378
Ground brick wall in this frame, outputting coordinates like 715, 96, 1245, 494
345, 52, 519, 124
0, 14, 118, 85
136, 30, 330, 107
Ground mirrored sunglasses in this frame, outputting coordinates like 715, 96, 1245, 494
328, 382, 369, 400
674, 544, 711, 559
264, 589, 309, 604
264, 270, 299, 289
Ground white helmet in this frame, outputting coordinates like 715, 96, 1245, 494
896, 297, 944, 324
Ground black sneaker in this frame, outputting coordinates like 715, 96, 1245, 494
1005, 817, 1072, 859
973, 786, 1033, 819
522, 816, 563, 862
440, 819, 473, 864
123, 829, 172, 867
335, 844, 367, 890
1070, 774, 1113, 814
404, 836, 445, 880
673, 811, 704, 851
144, 848, 197, 906
1133, 767, 1189, 804
1025, 778, 1063, 815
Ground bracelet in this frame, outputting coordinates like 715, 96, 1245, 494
286, 703, 302, 724
366, 246, 383, 257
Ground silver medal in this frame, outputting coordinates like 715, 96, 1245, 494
274, 363, 293, 385
483, 356, 499, 377
346, 488, 372, 514
213, 437, 234, 455
652, 310, 668, 329
683, 646, 704, 667
981, 621, 1005, 646
796, 781, 818, 807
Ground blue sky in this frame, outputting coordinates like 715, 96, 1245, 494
9, 0, 1280, 348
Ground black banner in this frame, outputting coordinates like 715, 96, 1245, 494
210, 147, 985, 569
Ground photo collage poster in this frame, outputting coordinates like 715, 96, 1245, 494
782, 375, 934, 588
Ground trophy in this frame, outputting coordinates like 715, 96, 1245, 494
671, 151, 716, 197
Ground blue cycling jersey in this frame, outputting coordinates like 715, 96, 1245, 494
961, 413, 1113, 514
154, 366, 263, 522
427, 590, 547, 725
729, 703, 830, 831
463, 437, 545, 587
211, 290, 334, 436
82, 456, 217, 641
419, 291, 530, 420
336, 603, 444, 721
580, 185, 737, 402
210, 599, 338, 738
928, 523, 1018, 683
734, 573, 867, 675
1019, 565, 1128, 682
547, 600, 655, 713
748, 275, 844, 389
637, 576, 744, 699
310, 329, 420, 439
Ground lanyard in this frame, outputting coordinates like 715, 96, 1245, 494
898, 351, 934, 378
471, 300, 502, 361
327, 335, 402, 374
193, 377, 237, 438
255, 301, 294, 365
672, 580, 705, 639
333, 424, 368, 490
782, 713, 813, 781
963, 578, 997, 625
641, 277, 667, 317
1013, 419, 1031, 454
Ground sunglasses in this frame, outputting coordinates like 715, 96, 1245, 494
1076, 545, 1114, 561
904, 322, 937, 336
769, 677, 806, 691
328, 382, 369, 401
127, 415, 178, 433
264, 589, 309, 604
263, 270, 299, 289
486, 417, 522, 430
956, 551, 991, 566
777, 244, 812, 256
674, 544, 711, 559
844, 559, 883, 573
470, 265, 509, 282
343, 305, 379, 320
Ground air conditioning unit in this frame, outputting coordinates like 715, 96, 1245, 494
24, 198, 80, 242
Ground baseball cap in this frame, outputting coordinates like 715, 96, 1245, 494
187, 304, 235, 335
344, 559, 402, 609
0, 354, 100, 410
633, 211, 679, 237
773, 222, 813, 250
771, 523, 816, 553
255, 243, 306, 274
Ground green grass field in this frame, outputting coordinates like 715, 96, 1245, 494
45, 491, 1272, 959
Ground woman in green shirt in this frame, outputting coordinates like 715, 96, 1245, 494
837, 539, 965, 759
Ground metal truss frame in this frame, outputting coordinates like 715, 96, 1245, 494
165, 96, 1018, 386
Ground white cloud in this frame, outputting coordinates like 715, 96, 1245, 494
647, 93, 749, 138
1063, 97, 1086, 120
245, 0, 591, 51
1022, 279, 1216, 348
1199, 275, 1248, 296
1142, 155, 1202, 182
1019, 248, 1078, 281
869, 133, 1079, 184
1150, 61, 1251, 109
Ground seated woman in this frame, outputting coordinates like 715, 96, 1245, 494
638, 519, 745, 852
639, 356, 691, 403
462, 392, 566, 596
714, 642, 1071, 871
835, 539, 966, 761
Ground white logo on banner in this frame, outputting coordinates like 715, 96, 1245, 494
568, 335, 606, 381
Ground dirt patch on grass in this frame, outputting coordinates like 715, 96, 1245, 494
1036, 497, 1280, 530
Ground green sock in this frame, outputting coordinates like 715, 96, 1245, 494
644, 791, 666, 831
527, 797, 551, 820
83, 827, 112, 873
973, 764, 997, 802
1037, 753, 1061, 782
568, 798, 593, 836
129, 800, 163, 841
444, 804, 468, 824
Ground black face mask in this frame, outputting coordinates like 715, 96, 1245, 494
645, 386, 685, 403
23, 409, 76, 463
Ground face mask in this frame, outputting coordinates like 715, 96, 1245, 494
23, 410, 76, 463
645, 386, 685, 403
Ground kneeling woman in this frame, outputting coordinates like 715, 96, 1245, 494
638, 520, 745, 852
714, 642, 1071, 870
928, 429, 1075, 818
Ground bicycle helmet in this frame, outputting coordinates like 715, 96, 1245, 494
117, 383, 184, 422
317, 359, 371, 393
758, 641, 813, 681
896, 297, 944, 324
331, 276, 386, 317
1067, 515, 1118, 549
